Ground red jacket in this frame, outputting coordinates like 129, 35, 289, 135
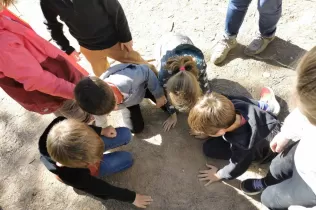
0, 9, 88, 114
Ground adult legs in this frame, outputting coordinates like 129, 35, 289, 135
258, 0, 282, 37
225, 0, 252, 37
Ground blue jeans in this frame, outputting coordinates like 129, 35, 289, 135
98, 127, 133, 176
225, 0, 282, 37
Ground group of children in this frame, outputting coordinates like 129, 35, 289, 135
1, 0, 316, 209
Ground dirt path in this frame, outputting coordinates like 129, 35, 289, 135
1, 0, 316, 209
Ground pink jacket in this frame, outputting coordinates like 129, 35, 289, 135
0, 9, 87, 114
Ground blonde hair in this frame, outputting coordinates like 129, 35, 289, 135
1, 0, 15, 7
188, 92, 236, 135
47, 119, 104, 168
165, 56, 202, 112
296, 46, 316, 125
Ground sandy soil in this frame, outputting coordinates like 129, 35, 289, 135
1, 0, 316, 209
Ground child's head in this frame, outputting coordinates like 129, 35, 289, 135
188, 92, 236, 137
74, 76, 116, 115
296, 46, 316, 125
47, 119, 104, 168
165, 56, 202, 112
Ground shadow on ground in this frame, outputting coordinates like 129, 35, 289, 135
218, 37, 306, 70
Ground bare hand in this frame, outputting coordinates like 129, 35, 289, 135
133, 194, 153, 209
163, 113, 177, 132
70, 51, 81, 62
155, 95, 167, 108
189, 129, 209, 139
101, 126, 117, 138
198, 164, 221, 186
270, 133, 290, 153
120, 40, 134, 52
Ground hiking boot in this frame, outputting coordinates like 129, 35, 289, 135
259, 87, 280, 116
211, 35, 237, 65
240, 179, 266, 195
244, 35, 275, 56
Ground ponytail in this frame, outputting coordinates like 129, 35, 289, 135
165, 56, 202, 112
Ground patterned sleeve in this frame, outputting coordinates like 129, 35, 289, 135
198, 62, 210, 93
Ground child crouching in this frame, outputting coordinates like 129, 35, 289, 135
39, 117, 153, 208
74, 64, 167, 133
188, 90, 281, 185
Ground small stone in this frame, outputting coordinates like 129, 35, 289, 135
263, 72, 271, 78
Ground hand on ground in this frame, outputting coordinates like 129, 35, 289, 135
101, 126, 117, 138
70, 51, 81, 62
120, 40, 134, 52
198, 164, 221, 186
155, 95, 167, 108
133, 194, 153, 209
163, 113, 177, 131
270, 133, 290, 153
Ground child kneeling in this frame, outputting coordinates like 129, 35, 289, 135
188, 90, 281, 184
39, 117, 152, 208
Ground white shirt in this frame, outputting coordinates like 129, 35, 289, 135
281, 108, 316, 195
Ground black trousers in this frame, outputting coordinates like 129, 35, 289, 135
261, 141, 316, 210
127, 89, 166, 133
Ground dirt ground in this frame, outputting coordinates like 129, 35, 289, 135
1, 0, 316, 209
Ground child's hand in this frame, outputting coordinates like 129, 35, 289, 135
189, 129, 209, 139
270, 133, 290, 153
101, 126, 117, 138
163, 113, 177, 131
120, 40, 134, 52
198, 164, 221, 186
133, 194, 153, 209
155, 95, 167, 108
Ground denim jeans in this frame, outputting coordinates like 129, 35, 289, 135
225, 0, 282, 37
98, 127, 133, 176
261, 142, 316, 210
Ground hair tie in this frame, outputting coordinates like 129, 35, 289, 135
179, 66, 186, 71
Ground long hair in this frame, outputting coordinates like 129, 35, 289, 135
165, 56, 202, 112
1, 0, 15, 7
296, 46, 316, 125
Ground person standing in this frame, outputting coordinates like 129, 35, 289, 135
0, 3, 90, 122
211, 0, 282, 65
40, 0, 156, 77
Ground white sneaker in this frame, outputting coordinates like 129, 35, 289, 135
211, 34, 237, 65
259, 87, 280, 116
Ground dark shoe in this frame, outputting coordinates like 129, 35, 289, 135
240, 179, 266, 195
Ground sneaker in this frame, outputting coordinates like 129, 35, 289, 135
240, 179, 266, 195
259, 87, 280, 116
244, 35, 275, 56
211, 34, 237, 65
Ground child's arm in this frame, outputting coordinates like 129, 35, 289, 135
101, 0, 132, 44
0, 38, 76, 99
140, 65, 165, 100
40, 0, 75, 55
67, 171, 137, 203
216, 146, 253, 180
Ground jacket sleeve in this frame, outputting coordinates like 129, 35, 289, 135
62, 170, 136, 203
139, 65, 164, 99
101, 0, 132, 43
0, 40, 75, 99
280, 108, 305, 141
40, 0, 75, 55
217, 145, 253, 180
